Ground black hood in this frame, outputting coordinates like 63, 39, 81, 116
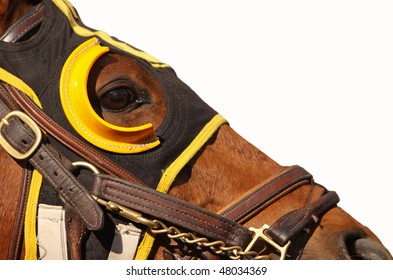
0, 0, 220, 187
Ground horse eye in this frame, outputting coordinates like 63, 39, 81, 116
100, 87, 134, 111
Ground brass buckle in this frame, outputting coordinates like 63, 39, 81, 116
0, 111, 42, 160
245, 224, 291, 260
93, 197, 158, 229
72, 161, 100, 175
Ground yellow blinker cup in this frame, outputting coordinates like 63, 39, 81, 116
60, 37, 160, 154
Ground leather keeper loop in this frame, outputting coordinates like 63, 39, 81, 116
266, 190, 340, 246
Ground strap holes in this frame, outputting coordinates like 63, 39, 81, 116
38, 154, 44, 160
53, 170, 58, 177
21, 139, 28, 146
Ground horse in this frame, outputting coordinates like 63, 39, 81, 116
0, 0, 391, 260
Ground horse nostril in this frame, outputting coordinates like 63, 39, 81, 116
345, 236, 393, 260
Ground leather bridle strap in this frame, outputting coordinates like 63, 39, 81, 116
219, 165, 340, 259
0, 80, 340, 259
220, 166, 313, 223
266, 190, 339, 247
1, 82, 144, 184
0, 84, 104, 231
0, 82, 254, 252
89, 174, 253, 249
88, 169, 339, 259
0, 3, 44, 42
0, 1, 341, 259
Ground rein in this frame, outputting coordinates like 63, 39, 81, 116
0, 2, 340, 260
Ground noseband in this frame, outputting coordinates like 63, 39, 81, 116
0, 1, 340, 260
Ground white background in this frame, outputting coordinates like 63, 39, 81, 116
1, 260, 392, 279
70, 0, 393, 253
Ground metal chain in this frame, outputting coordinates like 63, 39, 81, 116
93, 195, 272, 260
149, 220, 271, 260
73, 162, 274, 260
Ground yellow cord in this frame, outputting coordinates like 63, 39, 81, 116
0, 68, 42, 108
24, 170, 43, 260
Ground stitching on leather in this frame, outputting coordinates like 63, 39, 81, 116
105, 179, 237, 229
63, 40, 155, 150
30, 147, 99, 229
102, 180, 240, 241
28, 107, 136, 181
288, 209, 310, 233
225, 167, 310, 221
314, 193, 338, 217
8, 86, 138, 183
271, 193, 338, 243
0, 85, 18, 110
222, 167, 300, 217
2, 118, 36, 152
34, 162, 98, 229
68, 215, 85, 246
3, 5, 42, 41
287, 194, 337, 234
1, 124, 28, 152
104, 188, 233, 238
273, 209, 301, 229
13, 17, 43, 42
103, 189, 231, 241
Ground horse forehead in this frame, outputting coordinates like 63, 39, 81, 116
91, 53, 154, 90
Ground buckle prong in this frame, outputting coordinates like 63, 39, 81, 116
0, 111, 42, 160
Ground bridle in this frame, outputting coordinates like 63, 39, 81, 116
0, 75, 340, 260
0, 1, 340, 260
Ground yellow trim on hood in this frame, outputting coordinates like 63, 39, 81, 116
60, 37, 160, 154
52, 0, 169, 68
0, 68, 42, 108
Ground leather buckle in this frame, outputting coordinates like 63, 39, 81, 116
0, 111, 42, 159
245, 224, 291, 260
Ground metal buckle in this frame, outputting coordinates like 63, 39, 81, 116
0, 111, 42, 160
72, 161, 100, 175
245, 224, 291, 260
94, 197, 158, 229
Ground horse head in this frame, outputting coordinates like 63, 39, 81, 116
0, 0, 391, 260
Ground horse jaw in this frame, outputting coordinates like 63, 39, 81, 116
166, 125, 392, 260
169, 124, 285, 213
0, 148, 24, 259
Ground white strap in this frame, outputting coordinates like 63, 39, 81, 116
108, 223, 141, 260
37, 204, 68, 260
